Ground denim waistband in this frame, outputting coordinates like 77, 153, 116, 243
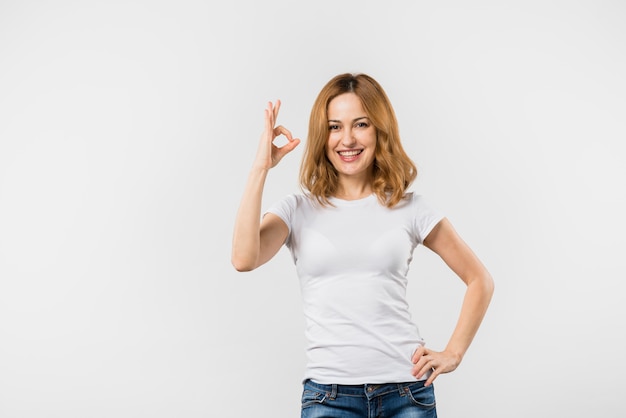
303, 378, 423, 399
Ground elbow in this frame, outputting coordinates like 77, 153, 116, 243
468, 271, 495, 299
231, 255, 256, 272
483, 272, 495, 300
232, 263, 254, 273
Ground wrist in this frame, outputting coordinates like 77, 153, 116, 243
444, 346, 465, 364
249, 165, 270, 177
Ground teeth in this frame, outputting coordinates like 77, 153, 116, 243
339, 150, 361, 156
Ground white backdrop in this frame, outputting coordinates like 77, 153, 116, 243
1, 1, 625, 417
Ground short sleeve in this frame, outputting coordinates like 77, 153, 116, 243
411, 194, 445, 244
264, 193, 299, 247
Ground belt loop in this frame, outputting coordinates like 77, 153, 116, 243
329, 384, 338, 400
398, 383, 406, 395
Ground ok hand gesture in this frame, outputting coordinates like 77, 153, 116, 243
253, 100, 300, 170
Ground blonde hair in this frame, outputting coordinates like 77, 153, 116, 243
299, 73, 417, 208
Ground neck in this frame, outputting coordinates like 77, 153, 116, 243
334, 184, 372, 201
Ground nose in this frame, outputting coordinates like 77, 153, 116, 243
341, 127, 356, 147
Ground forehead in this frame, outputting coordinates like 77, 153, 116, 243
327, 93, 365, 119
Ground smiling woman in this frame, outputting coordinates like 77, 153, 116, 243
231, 73, 494, 418
300, 73, 418, 208
324, 93, 377, 196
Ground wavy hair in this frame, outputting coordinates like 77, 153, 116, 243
299, 73, 417, 208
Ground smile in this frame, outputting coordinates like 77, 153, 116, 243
338, 150, 363, 157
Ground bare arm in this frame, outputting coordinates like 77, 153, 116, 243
231, 100, 300, 272
411, 217, 495, 386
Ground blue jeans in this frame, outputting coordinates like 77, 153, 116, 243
301, 379, 437, 418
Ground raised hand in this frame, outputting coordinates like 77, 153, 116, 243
253, 100, 300, 170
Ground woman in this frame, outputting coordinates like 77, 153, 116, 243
232, 73, 494, 417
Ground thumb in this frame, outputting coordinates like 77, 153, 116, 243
277, 138, 301, 155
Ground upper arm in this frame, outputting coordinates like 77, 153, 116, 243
257, 212, 290, 267
423, 217, 491, 286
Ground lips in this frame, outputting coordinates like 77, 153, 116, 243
336, 149, 363, 162
338, 150, 362, 157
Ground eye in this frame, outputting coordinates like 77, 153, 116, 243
328, 124, 340, 131
355, 121, 369, 128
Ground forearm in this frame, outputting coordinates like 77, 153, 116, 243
231, 167, 269, 271
444, 274, 494, 360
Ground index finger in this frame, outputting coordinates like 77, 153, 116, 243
273, 125, 294, 142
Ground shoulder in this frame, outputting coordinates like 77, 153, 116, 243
280, 191, 314, 207
405, 192, 437, 211
392, 191, 427, 211
266, 192, 314, 215
403, 192, 446, 243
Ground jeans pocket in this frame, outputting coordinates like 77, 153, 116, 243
301, 389, 327, 409
405, 381, 436, 409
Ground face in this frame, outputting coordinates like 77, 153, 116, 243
326, 92, 377, 180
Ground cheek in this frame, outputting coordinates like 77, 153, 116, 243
325, 146, 335, 163
326, 134, 339, 151
324, 141, 333, 160
363, 130, 377, 146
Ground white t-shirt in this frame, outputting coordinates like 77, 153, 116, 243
266, 192, 444, 384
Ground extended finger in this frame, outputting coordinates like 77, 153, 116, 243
273, 99, 281, 120
265, 100, 276, 122
264, 106, 273, 134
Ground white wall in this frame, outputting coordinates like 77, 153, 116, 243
1, 1, 624, 417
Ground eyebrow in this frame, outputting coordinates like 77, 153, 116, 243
327, 116, 369, 123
